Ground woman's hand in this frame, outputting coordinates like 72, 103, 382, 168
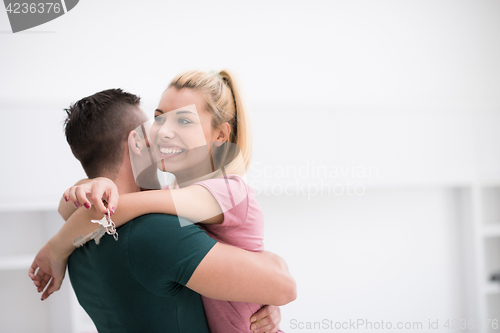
63, 177, 119, 215
250, 305, 281, 333
30, 205, 111, 296
28, 240, 69, 301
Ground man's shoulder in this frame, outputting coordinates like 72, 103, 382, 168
129, 213, 196, 229
127, 214, 209, 244
130, 213, 185, 225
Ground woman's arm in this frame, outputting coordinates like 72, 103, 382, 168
97, 186, 224, 227
66, 177, 224, 225
52, 185, 225, 258
29, 185, 224, 298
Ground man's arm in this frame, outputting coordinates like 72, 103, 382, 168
186, 243, 297, 306
31, 213, 297, 306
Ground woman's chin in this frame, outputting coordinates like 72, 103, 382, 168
156, 160, 181, 173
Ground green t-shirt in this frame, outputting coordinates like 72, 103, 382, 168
68, 213, 217, 333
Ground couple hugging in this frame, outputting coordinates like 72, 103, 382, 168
29, 69, 296, 333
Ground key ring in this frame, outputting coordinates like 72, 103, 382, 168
104, 209, 118, 240
91, 209, 119, 240
73, 209, 119, 247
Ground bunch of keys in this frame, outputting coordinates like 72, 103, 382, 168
73, 208, 119, 247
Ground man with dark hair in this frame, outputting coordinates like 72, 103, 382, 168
64, 89, 147, 179
30, 89, 294, 333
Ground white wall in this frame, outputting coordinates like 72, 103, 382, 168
1, 0, 500, 109
261, 188, 465, 331
1, 0, 500, 203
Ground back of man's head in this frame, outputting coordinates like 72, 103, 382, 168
64, 89, 147, 179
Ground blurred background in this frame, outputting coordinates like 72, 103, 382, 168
1, 0, 499, 332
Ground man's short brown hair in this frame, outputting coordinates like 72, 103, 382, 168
64, 89, 146, 179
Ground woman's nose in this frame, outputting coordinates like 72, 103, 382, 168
158, 123, 175, 139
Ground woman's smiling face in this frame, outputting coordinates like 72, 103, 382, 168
149, 87, 220, 177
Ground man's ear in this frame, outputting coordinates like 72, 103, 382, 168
214, 122, 231, 147
128, 130, 143, 156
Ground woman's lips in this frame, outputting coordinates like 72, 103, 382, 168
158, 145, 186, 158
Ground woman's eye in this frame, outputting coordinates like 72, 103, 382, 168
154, 115, 165, 123
178, 118, 192, 124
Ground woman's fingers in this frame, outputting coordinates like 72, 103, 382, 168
29, 255, 48, 292
41, 278, 53, 300
38, 274, 51, 293
28, 261, 38, 280
33, 268, 45, 283
250, 305, 281, 333
90, 182, 109, 214
251, 318, 279, 333
68, 183, 94, 210
89, 179, 118, 215
41, 276, 62, 301
67, 186, 81, 208
62, 188, 70, 203
63, 178, 119, 215
75, 186, 91, 209
33, 269, 49, 292
105, 185, 119, 215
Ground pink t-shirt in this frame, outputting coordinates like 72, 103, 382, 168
194, 174, 269, 333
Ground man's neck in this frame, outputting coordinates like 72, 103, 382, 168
112, 150, 141, 195
114, 178, 140, 195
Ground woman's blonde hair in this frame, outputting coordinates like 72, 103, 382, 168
168, 70, 252, 176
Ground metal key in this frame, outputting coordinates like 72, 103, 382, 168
73, 209, 118, 247
73, 226, 106, 248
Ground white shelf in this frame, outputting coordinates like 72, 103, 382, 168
0, 199, 59, 212
471, 184, 500, 332
0, 254, 35, 271
477, 180, 500, 187
0, 193, 63, 212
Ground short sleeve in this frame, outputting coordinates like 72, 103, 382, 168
128, 214, 217, 297
194, 175, 249, 228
